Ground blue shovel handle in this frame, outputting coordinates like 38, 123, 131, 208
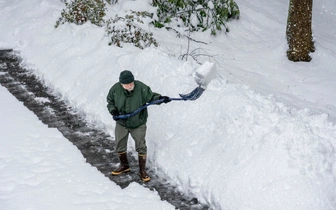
114, 86, 205, 119
115, 97, 184, 119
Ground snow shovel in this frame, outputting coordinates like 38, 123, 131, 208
115, 61, 216, 120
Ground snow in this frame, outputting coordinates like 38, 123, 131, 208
0, 0, 336, 210
194, 61, 216, 88
0, 85, 173, 210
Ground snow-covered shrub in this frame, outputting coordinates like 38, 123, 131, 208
104, 0, 118, 4
105, 11, 158, 49
153, 0, 240, 35
55, 0, 106, 28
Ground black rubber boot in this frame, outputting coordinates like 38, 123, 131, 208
111, 152, 130, 175
138, 154, 150, 182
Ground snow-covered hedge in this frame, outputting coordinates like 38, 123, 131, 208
153, 0, 240, 35
55, 0, 240, 49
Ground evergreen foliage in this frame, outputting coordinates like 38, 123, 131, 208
54, 0, 240, 49
153, 0, 240, 35
55, 0, 106, 28
105, 0, 118, 5
105, 11, 158, 49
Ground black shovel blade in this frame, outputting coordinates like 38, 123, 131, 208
179, 86, 205, 100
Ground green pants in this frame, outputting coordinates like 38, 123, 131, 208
115, 123, 147, 155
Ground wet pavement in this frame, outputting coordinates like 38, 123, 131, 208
0, 49, 210, 210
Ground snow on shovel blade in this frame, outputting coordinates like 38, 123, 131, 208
179, 61, 216, 100
193, 61, 217, 89
179, 86, 205, 100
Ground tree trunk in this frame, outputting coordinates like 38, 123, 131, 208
286, 0, 315, 62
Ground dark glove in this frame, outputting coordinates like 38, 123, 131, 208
111, 109, 119, 121
159, 96, 171, 103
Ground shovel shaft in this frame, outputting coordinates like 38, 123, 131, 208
114, 86, 204, 120
115, 98, 185, 119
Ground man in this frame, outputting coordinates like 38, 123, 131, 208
107, 70, 171, 182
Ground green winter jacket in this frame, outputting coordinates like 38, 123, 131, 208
107, 80, 161, 129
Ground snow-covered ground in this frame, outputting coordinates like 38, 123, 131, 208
1, 0, 336, 209
0, 85, 174, 210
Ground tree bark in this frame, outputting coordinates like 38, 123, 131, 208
286, 0, 315, 62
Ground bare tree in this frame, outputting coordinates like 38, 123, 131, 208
286, 0, 315, 62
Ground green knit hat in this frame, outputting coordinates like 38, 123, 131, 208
119, 70, 134, 84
